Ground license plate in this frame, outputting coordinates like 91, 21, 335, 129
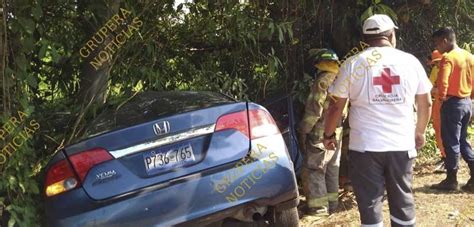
143, 144, 196, 174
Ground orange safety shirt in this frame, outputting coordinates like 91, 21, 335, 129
437, 48, 474, 99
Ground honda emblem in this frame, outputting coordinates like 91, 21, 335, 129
153, 121, 170, 135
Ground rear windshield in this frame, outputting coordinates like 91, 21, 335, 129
83, 91, 235, 138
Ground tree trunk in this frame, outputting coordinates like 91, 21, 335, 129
68, 0, 121, 142
77, 0, 121, 105
0, 0, 8, 115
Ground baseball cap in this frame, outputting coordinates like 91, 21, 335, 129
363, 14, 398, 35
431, 50, 443, 63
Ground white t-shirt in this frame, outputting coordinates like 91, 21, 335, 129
329, 46, 432, 152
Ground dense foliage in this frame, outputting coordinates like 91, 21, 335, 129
0, 0, 472, 226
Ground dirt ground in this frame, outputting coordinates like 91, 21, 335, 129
298, 140, 474, 226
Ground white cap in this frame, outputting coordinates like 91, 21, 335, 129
363, 14, 398, 35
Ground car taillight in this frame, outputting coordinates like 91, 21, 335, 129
69, 148, 113, 182
215, 111, 250, 138
44, 148, 113, 197
214, 109, 280, 140
248, 109, 280, 139
45, 160, 79, 197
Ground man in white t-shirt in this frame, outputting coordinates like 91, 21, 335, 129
323, 14, 432, 227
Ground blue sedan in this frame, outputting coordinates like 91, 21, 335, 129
43, 91, 300, 227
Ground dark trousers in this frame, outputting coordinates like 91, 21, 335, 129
349, 150, 415, 227
440, 97, 474, 173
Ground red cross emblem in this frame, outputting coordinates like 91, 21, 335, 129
373, 68, 400, 93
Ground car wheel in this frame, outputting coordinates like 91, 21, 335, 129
220, 219, 268, 227
220, 206, 299, 227
270, 207, 299, 227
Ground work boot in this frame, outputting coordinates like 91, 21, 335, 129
430, 171, 458, 191
328, 201, 338, 214
306, 206, 329, 216
468, 162, 474, 176
461, 178, 474, 192
343, 181, 353, 192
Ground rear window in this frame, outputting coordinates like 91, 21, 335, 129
83, 91, 235, 138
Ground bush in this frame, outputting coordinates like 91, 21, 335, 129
418, 122, 439, 161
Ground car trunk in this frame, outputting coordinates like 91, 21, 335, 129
63, 91, 251, 200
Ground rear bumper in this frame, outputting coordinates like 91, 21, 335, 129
46, 135, 298, 227
177, 192, 299, 227
47, 193, 299, 227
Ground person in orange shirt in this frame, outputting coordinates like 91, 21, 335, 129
429, 50, 446, 172
430, 27, 474, 192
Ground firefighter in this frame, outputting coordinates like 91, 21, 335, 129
297, 48, 343, 215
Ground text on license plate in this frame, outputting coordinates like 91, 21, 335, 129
144, 144, 195, 173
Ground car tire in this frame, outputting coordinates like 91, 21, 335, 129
270, 207, 299, 227
220, 207, 299, 227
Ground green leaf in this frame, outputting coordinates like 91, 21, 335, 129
30, 182, 39, 194
19, 182, 26, 193
5, 204, 13, 211
23, 36, 35, 51
8, 217, 16, 227
15, 54, 27, 70
287, 24, 293, 40
269, 22, 274, 36
18, 18, 36, 34
360, 6, 374, 23
378, 4, 398, 21
177, 3, 183, 12
356, 0, 366, 6
26, 75, 38, 88
19, 97, 29, 111
277, 26, 284, 43
461, 42, 472, 53
32, 5, 43, 20
38, 43, 47, 59
374, 0, 382, 4
5, 67, 15, 76
8, 175, 16, 186
51, 47, 60, 63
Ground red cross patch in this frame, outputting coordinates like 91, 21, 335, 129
373, 68, 400, 93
